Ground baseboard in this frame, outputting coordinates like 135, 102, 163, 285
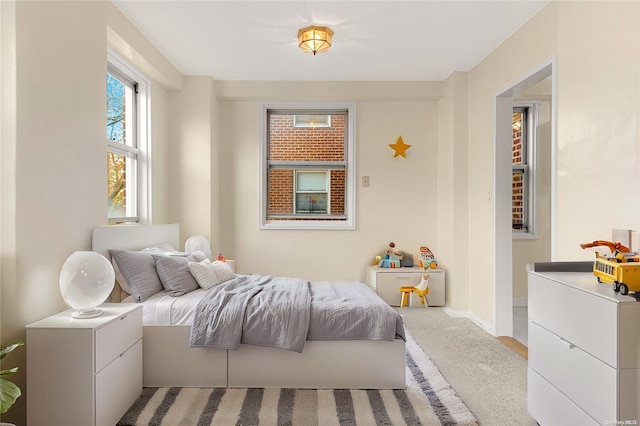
442, 307, 495, 336
513, 297, 528, 308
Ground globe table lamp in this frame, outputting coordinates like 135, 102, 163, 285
185, 236, 212, 260
59, 251, 115, 319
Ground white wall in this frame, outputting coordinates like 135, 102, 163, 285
216, 82, 442, 281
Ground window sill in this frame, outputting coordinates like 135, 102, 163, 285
260, 220, 355, 231
513, 232, 537, 240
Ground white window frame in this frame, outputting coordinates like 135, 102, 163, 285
513, 101, 538, 239
107, 49, 151, 224
259, 102, 356, 230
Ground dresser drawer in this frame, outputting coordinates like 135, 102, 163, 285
96, 340, 142, 426
528, 368, 599, 426
529, 274, 617, 367
376, 272, 421, 306
95, 307, 142, 372
529, 322, 616, 424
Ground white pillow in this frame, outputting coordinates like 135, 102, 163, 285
188, 259, 236, 290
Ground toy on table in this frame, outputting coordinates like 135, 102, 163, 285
419, 246, 438, 270
580, 240, 640, 295
379, 242, 403, 268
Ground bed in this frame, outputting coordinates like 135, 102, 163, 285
92, 223, 406, 389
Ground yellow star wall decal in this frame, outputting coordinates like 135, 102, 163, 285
389, 136, 412, 158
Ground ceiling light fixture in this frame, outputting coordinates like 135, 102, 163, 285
298, 25, 334, 55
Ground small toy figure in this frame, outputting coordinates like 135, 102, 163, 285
387, 242, 403, 260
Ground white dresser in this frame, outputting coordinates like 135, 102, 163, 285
26, 303, 142, 426
367, 266, 445, 307
527, 262, 640, 425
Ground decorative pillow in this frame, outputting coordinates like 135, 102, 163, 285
152, 254, 201, 297
111, 255, 132, 295
188, 259, 236, 290
109, 249, 165, 302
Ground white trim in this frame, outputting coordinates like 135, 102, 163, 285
259, 101, 356, 230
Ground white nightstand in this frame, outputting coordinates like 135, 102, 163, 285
367, 266, 445, 307
26, 303, 142, 426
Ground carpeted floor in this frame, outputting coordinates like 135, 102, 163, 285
397, 307, 537, 425
118, 330, 477, 425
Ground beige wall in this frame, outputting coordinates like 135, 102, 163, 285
467, 1, 640, 328
216, 84, 442, 280
437, 71, 470, 313
466, 2, 558, 328
555, 1, 640, 259
4, 1, 640, 423
0, 2, 180, 423
167, 76, 214, 248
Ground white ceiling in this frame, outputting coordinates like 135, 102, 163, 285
112, 0, 549, 81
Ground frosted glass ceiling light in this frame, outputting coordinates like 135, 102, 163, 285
59, 251, 115, 319
298, 25, 334, 55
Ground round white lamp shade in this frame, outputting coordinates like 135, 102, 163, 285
185, 236, 212, 260
59, 251, 115, 319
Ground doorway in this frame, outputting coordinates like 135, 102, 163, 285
494, 59, 556, 338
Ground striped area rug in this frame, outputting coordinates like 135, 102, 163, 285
118, 332, 477, 425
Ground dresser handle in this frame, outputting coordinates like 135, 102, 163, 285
120, 315, 127, 320
559, 337, 575, 349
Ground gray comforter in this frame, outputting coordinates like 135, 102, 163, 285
189, 274, 404, 353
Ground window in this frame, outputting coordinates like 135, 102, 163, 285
260, 102, 356, 230
106, 51, 150, 224
293, 114, 331, 128
295, 171, 329, 214
512, 103, 537, 236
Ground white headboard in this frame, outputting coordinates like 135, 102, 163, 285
92, 223, 180, 258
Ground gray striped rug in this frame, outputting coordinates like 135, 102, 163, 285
118, 332, 477, 425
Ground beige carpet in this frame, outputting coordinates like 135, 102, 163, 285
397, 307, 537, 425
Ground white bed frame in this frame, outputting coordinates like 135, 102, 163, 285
92, 224, 405, 389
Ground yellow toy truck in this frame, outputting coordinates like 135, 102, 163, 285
581, 240, 640, 295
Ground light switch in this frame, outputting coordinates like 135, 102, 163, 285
362, 176, 370, 187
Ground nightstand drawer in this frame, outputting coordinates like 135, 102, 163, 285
96, 340, 142, 426
529, 322, 616, 424
529, 274, 617, 367
96, 306, 142, 372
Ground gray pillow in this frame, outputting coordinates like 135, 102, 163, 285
152, 254, 200, 297
109, 249, 164, 302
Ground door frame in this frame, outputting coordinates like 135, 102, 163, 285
493, 58, 557, 337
